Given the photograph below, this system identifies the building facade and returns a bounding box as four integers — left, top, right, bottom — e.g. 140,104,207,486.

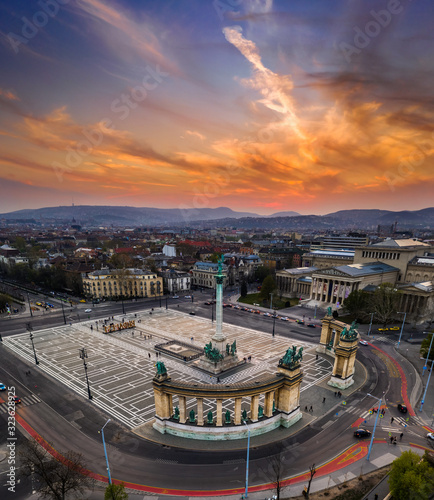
83,268,163,299
159,269,191,294
191,261,227,289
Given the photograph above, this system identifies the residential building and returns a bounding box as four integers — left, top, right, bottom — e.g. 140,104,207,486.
191,261,227,289
83,268,163,299
159,269,191,294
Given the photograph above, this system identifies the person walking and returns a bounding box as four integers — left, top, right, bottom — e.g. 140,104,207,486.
400,432,403,440
323,397,326,403
390,416,394,424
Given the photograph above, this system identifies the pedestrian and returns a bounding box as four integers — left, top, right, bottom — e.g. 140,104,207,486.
323,397,326,403
316,354,318,360
390,435,393,444
400,432,403,440
148,353,151,359
305,406,308,411
393,437,397,445
390,417,394,424
217,377,220,383
310,406,313,412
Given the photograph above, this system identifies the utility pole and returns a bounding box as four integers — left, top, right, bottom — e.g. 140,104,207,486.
79,348,92,400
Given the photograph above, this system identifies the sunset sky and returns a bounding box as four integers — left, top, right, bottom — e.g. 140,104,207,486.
0,0,433,215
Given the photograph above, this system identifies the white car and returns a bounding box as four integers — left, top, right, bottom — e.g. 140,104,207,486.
427,432,434,441
359,340,369,346
173,295,179,299
85,308,92,313
185,295,192,299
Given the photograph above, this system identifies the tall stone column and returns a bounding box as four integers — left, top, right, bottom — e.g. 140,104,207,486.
212,257,226,353
216,399,223,426
264,391,274,417
179,396,187,423
251,395,259,422
197,398,204,426
234,397,242,425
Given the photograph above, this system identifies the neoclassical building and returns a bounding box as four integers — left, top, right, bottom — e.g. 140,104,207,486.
191,261,228,289
276,267,318,299
83,268,163,299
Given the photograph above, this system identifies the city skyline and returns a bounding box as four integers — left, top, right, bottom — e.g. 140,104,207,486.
0,0,433,215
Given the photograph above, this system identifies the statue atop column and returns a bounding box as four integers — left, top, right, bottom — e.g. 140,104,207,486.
278,346,303,369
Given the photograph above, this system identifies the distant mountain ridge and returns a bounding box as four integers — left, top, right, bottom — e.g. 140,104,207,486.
0,205,433,229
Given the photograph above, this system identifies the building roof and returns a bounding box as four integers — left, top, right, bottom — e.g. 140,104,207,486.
408,256,434,266
370,238,430,248
279,266,318,275
399,281,433,293
306,250,355,257
334,261,399,277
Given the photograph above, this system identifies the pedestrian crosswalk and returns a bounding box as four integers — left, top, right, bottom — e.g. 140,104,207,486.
0,394,41,414
374,336,397,346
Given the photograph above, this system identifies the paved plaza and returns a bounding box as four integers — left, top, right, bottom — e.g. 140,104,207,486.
3,309,332,429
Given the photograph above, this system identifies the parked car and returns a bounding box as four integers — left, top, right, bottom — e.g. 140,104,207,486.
296,319,305,325
359,340,369,346
389,326,400,331
397,403,407,413
0,383,6,391
263,312,271,317
185,295,192,299
307,323,316,328
173,295,179,299
189,311,196,315
354,428,371,438
378,327,389,332
280,316,289,321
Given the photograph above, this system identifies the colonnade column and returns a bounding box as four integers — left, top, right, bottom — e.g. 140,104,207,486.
251,395,259,422
216,399,223,426
234,397,242,425
264,391,274,417
197,398,204,426
179,396,186,423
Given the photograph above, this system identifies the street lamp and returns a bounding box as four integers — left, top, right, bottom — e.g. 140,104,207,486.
27,324,39,365
269,293,273,311
272,312,276,337
27,292,33,318
366,393,383,461
367,312,374,336
99,419,112,484
397,312,407,349
420,356,433,412
422,332,434,377
61,302,66,325
78,347,92,400
243,421,250,499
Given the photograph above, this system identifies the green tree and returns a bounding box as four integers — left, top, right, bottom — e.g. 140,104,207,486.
209,252,220,263
105,482,129,500
343,290,370,320
259,275,276,303
370,283,401,327
240,281,248,298
420,332,434,362
254,266,272,283
388,450,434,500
13,236,27,253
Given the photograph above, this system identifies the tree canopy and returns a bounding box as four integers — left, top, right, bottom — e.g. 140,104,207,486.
388,450,434,500
259,275,276,302
420,332,434,362
105,482,129,500
371,283,401,326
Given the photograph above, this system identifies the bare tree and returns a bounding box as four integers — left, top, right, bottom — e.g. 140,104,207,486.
304,463,316,498
260,445,288,500
19,438,95,500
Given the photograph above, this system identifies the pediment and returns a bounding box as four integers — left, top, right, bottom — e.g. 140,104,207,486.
314,268,350,278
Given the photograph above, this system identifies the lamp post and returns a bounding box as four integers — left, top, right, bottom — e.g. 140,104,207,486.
61,301,66,325
27,292,33,318
243,421,250,499
79,348,92,400
269,293,273,311
100,418,112,484
397,312,406,349
420,357,433,412
366,393,382,461
367,312,374,336
272,312,276,337
422,332,434,377
27,324,39,365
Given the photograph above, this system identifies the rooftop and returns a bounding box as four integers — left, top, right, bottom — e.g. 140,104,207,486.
370,238,430,248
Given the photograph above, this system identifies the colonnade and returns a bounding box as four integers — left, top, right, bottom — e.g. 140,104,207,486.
310,277,358,305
